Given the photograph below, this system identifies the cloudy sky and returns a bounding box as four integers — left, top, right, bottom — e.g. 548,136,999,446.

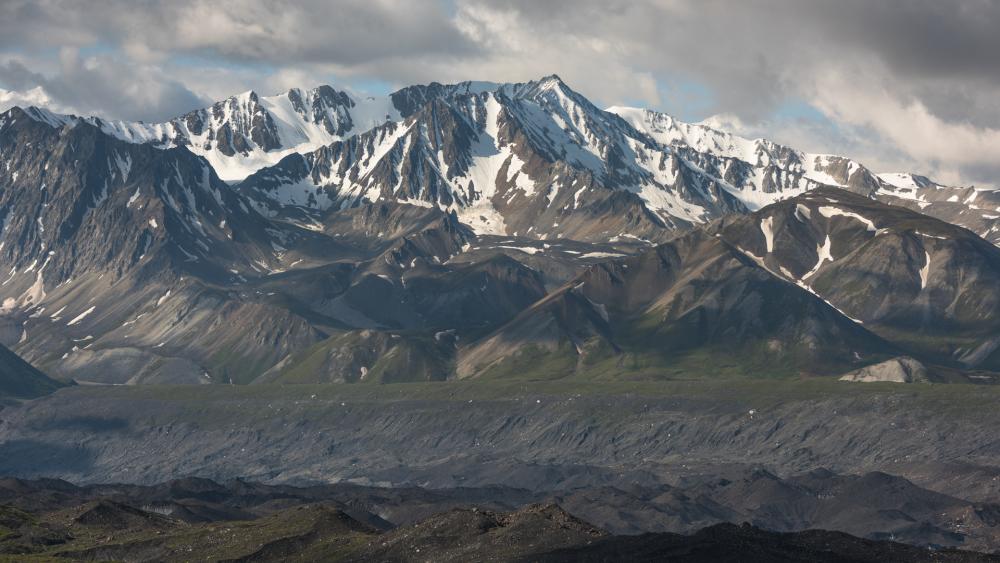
1,0,998,186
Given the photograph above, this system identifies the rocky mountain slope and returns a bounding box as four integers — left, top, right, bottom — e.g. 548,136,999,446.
710,188,1000,369
0,106,320,384
229,77,1000,246
0,342,61,400
457,226,896,380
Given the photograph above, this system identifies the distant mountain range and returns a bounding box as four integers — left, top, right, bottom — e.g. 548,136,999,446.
1,75,999,386
16,76,1000,243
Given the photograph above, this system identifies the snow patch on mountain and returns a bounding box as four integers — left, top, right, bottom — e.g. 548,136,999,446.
804,235,833,280
19,86,404,183
67,306,96,326
817,206,876,232
919,250,931,290
450,94,513,235
761,216,775,253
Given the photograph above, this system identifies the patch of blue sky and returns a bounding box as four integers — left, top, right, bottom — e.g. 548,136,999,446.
773,99,828,123
652,76,716,122
345,77,396,96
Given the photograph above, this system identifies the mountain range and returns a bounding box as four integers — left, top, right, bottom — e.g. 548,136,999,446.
1,75,999,387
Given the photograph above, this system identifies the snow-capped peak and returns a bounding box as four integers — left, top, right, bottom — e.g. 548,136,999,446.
877,172,938,191
10,84,403,183
609,106,765,164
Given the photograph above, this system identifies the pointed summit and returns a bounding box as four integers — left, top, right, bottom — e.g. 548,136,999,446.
535,73,566,87
513,73,574,98
4,105,78,129
231,89,260,103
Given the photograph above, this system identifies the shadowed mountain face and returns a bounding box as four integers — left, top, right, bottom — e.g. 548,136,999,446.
0,342,61,400
0,107,278,282
711,188,1000,369
0,108,323,384
458,227,896,380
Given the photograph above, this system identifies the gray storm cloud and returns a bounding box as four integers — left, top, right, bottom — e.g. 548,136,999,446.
0,0,997,184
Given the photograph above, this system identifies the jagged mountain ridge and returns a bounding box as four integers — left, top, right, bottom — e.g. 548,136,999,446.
12,75,998,246
49,80,503,184
24,85,402,182
234,76,1000,245
238,76,759,242
612,106,1000,244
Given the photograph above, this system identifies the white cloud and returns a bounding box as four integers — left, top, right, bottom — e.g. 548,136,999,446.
0,50,209,122
0,85,75,114
807,67,1000,184
1,0,998,186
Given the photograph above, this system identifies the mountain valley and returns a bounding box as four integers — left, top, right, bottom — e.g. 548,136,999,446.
2,73,1000,559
